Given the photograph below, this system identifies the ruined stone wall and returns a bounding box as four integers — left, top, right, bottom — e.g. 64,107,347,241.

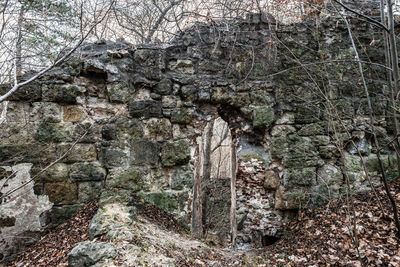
0,11,397,258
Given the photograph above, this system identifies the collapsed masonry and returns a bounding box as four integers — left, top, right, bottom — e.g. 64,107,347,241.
0,9,397,261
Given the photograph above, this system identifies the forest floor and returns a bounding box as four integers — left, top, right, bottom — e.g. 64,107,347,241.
5,179,400,267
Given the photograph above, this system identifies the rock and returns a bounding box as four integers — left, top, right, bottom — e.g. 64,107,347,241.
298,123,325,136
0,82,42,101
44,182,78,205
275,187,310,210
253,106,275,129
58,144,97,163
283,167,316,188
106,168,144,192
138,191,187,213
319,145,338,159
128,100,162,118
63,106,86,122
171,165,193,190
130,139,160,166
143,118,173,141
78,182,104,203
38,163,69,183
45,204,84,225
170,59,194,74
271,125,296,136
30,102,62,123
275,113,295,124
154,78,173,95
161,139,190,167
43,84,78,104
100,146,129,168
68,241,117,267
35,122,74,142
101,124,117,140
231,93,251,108
69,162,107,182
264,170,280,190
170,108,193,124
317,164,343,186
107,82,131,103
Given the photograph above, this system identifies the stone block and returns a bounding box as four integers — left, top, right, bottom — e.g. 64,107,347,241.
284,167,316,187
68,241,117,267
0,82,41,101
106,168,144,192
154,78,172,95
298,123,325,136
44,182,78,205
170,108,193,124
39,163,69,183
128,100,162,118
69,162,106,182
100,147,128,168
231,92,251,108
101,124,117,140
43,84,78,104
170,59,194,74
161,139,190,167
30,102,62,123
63,105,86,122
138,191,188,213
130,140,160,166
46,204,84,225
35,122,74,142
78,181,104,203
253,106,275,129
107,82,131,103
263,170,280,190
275,187,310,210
143,118,172,141
171,165,193,190
58,144,97,163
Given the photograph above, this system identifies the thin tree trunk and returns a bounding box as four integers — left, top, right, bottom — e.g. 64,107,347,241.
230,139,237,248
15,2,24,78
192,145,203,239
201,121,214,237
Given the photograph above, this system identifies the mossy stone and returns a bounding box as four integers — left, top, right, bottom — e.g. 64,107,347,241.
253,106,275,129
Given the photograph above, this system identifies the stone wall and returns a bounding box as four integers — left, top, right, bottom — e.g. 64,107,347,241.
0,9,397,259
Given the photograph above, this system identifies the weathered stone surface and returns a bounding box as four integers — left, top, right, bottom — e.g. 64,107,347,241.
43,84,78,103
143,118,173,141
69,162,106,182
107,82,131,103
131,140,160,166
63,105,86,122
155,78,173,95
253,106,275,128
170,108,193,124
68,241,117,267
298,123,325,136
30,102,62,123
59,144,97,163
78,182,104,203
161,139,190,167
284,167,316,188
100,147,129,168
106,168,144,192
264,170,280,190
170,59,194,74
101,124,117,140
275,187,310,210
44,182,78,205
0,82,41,101
128,100,162,118
0,164,52,260
138,191,188,213
39,163,69,183
35,122,74,142
171,165,193,190
271,125,296,136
